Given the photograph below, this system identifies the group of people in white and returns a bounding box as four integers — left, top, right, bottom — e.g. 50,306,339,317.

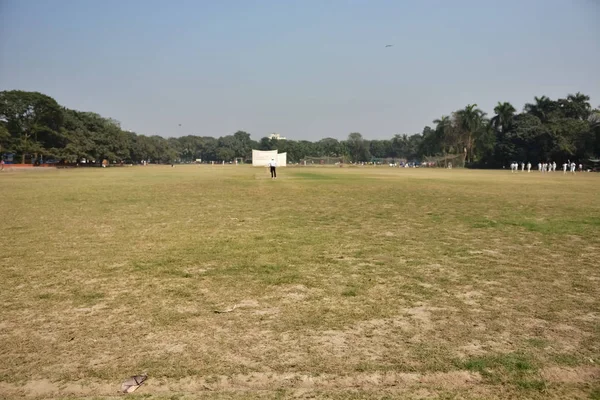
511,162,533,172
510,161,583,174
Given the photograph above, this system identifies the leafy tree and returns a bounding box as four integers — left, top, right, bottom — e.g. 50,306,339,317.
258,137,273,151
0,122,13,154
317,137,342,157
563,92,592,120
232,131,253,159
524,96,557,123
453,104,487,164
491,102,516,133
495,113,544,166
346,132,370,162
369,140,388,159
0,90,64,163
433,115,457,166
1,90,598,168
216,147,235,161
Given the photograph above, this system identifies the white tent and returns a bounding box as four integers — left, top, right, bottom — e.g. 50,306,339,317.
252,149,286,167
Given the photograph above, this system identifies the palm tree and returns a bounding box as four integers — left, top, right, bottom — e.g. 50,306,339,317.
491,102,516,133
433,115,453,167
524,96,554,122
453,104,487,164
566,92,592,120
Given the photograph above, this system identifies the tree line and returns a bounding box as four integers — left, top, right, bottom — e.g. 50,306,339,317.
1,90,598,167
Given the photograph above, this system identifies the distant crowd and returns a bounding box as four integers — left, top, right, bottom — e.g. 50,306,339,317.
509,161,583,174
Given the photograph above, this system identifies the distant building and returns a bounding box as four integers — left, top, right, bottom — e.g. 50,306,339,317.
269,133,286,140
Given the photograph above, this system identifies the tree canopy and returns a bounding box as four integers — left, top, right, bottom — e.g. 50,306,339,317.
1,90,598,166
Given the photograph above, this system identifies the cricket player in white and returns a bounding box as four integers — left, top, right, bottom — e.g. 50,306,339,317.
527,162,531,172
570,162,576,174
268,158,277,179
521,162,525,172
563,163,568,174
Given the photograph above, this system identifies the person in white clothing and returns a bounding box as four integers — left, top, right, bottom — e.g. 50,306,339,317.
510,162,516,172
521,162,525,172
268,158,277,179
570,162,576,174
552,162,557,172
563,163,568,173
527,162,531,172
538,162,542,172
578,163,583,172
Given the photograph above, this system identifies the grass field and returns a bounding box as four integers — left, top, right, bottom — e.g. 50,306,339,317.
1,165,599,399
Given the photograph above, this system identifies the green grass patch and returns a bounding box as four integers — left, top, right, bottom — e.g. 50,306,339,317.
459,352,539,386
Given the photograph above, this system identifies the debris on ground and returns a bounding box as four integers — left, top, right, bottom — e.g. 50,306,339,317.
214,304,238,313
120,374,147,393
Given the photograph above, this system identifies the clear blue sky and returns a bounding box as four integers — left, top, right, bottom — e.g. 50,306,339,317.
1,0,599,141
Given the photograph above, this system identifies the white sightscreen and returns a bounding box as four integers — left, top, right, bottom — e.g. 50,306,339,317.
277,152,287,167
252,150,278,166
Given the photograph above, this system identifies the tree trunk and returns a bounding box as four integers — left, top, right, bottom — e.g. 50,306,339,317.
467,133,472,164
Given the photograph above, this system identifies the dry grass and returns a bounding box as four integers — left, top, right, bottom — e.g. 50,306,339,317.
0,165,599,399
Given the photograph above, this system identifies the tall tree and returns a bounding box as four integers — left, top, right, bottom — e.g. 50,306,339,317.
232,131,253,159
346,132,370,162
316,138,342,157
562,92,592,120
491,102,516,133
453,104,487,164
0,123,11,154
433,115,456,166
524,96,556,122
0,91,64,163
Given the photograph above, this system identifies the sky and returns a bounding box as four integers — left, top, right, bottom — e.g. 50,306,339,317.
1,0,599,141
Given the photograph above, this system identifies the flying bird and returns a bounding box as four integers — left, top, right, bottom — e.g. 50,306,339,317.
385,44,393,48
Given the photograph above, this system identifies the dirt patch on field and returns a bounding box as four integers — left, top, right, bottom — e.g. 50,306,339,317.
0,371,485,398
541,366,600,383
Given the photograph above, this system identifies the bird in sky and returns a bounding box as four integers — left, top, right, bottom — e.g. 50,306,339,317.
385,44,393,47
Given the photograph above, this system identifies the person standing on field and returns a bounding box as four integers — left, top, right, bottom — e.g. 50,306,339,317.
521,162,525,172
527,162,531,172
563,162,568,174
268,158,277,179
